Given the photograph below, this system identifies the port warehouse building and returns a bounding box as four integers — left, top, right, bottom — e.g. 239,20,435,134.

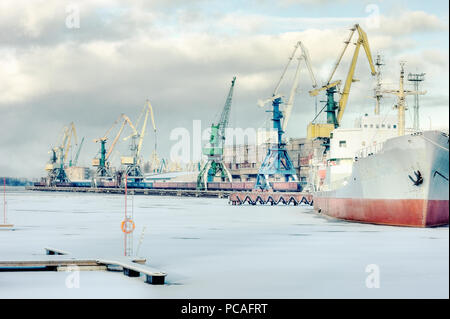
223,137,323,186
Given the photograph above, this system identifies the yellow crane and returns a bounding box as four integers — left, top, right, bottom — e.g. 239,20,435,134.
46,126,67,172
121,100,157,181
307,24,376,139
144,101,160,173
45,122,78,184
148,102,160,174
63,122,78,164
93,114,138,178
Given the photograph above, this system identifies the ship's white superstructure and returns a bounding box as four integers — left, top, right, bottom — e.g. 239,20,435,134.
322,114,417,190
314,130,449,227
312,61,449,227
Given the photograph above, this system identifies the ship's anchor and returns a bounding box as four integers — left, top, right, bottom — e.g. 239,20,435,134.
408,170,423,186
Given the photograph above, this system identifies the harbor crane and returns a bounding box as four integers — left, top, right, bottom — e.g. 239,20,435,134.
307,24,376,143
63,122,78,165
45,122,78,185
69,136,84,167
93,114,138,180
197,77,236,190
121,100,156,184
141,101,159,174
255,41,317,190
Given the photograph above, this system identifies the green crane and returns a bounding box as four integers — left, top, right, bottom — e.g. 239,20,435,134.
197,76,236,190
69,137,85,167
45,123,77,185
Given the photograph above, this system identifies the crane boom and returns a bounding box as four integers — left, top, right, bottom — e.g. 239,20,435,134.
56,126,68,151
101,118,121,141
59,127,69,156
300,41,318,89
218,77,236,140
120,100,158,184
309,80,341,97
258,41,317,132
282,41,317,131
92,113,137,179
63,122,77,163
122,101,155,147
147,100,156,133
273,43,300,96
327,27,355,84
106,114,138,160
307,24,376,140
197,77,236,190
282,57,302,132
136,100,154,159
147,100,158,167
337,24,376,123
106,120,127,160
72,137,84,166
122,114,138,137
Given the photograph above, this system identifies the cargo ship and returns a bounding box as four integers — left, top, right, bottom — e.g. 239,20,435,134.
312,63,449,227
314,130,449,227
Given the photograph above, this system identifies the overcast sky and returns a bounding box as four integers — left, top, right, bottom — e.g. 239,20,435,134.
0,0,448,178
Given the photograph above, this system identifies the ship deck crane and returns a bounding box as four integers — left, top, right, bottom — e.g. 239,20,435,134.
197,77,236,190
93,114,138,179
255,41,317,190
307,24,376,141
121,100,156,183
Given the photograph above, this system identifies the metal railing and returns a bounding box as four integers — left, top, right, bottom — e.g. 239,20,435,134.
356,141,385,159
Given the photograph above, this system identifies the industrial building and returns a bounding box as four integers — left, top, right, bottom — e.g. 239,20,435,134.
224,137,323,187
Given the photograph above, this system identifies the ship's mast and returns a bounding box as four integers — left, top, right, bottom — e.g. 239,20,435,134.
407,72,425,131
374,53,384,115
382,62,426,136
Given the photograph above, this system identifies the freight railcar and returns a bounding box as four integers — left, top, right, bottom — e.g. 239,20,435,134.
33,180,301,192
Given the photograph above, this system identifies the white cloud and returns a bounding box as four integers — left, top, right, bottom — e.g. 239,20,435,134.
373,10,448,35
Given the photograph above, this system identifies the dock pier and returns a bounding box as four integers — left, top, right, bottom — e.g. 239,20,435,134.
229,192,314,206
26,186,231,199
0,248,167,285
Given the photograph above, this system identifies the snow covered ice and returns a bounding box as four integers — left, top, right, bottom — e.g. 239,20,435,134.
0,187,448,298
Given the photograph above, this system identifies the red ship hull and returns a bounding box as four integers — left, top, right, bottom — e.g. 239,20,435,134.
314,197,449,227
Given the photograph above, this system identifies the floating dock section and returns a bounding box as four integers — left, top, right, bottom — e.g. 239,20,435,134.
229,192,313,206
0,248,167,285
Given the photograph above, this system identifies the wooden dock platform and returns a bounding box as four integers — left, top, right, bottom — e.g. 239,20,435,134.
0,248,167,285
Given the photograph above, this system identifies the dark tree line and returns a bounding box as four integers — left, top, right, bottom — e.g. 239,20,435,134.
0,177,33,186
